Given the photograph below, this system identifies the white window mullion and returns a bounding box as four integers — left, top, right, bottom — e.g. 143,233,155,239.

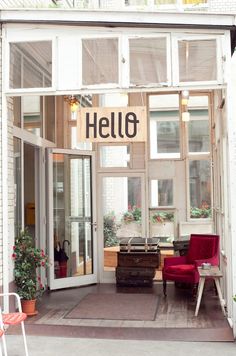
120,35,129,88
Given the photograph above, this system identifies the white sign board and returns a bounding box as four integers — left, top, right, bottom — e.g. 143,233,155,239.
77,106,146,142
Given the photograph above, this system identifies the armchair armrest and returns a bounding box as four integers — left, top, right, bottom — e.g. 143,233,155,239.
164,255,187,267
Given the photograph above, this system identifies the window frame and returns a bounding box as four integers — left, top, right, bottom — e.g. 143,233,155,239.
149,178,175,209
6,38,56,94
148,92,183,160
80,34,122,90
186,156,213,221
97,142,131,172
127,33,171,88
186,93,211,155
172,34,223,86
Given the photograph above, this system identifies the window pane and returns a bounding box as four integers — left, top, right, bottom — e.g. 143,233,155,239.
130,37,167,85
189,116,209,153
14,137,22,236
103,177,142,241
45,96,56,142
10,41,52,89
23,96,42,137
82,38,118,85
12,97,21,127
100,145,130,168
150,94,180,159
178,40,217,82
156,120,180,154
71,126,92,150
151,179,173,207
7,96,21,127
189,160,212,218
188,95,210,153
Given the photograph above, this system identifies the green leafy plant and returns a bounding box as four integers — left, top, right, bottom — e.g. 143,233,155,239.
12,230,49,300
103,212,119,247
233,295,236,302
190,205,212,219
123,205,142,224
151,211,174,224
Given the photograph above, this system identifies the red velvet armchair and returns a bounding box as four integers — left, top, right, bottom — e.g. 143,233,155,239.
162,234,220,296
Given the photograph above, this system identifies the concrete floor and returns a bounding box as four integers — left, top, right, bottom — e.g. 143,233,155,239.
5,335,236,356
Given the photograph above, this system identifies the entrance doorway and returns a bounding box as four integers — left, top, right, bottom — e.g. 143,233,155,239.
47,149,97,290
99,173,145,283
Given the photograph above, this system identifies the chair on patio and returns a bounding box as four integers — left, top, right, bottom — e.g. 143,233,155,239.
162,234,220,296
0,293,28,356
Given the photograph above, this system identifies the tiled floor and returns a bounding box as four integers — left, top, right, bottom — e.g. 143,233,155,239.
7,281,234,341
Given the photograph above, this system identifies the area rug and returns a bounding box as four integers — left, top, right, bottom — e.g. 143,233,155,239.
65,293,159,321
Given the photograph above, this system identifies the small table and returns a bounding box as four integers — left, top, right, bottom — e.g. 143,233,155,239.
195,266,226,317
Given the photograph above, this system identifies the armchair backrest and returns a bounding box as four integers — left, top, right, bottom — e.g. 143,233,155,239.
186,234,219,264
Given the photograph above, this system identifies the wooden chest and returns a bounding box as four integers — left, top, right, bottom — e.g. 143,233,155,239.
116,252,159,287
117,252,160,268
119,237,159,253
116,267,155,287
173,240,190,256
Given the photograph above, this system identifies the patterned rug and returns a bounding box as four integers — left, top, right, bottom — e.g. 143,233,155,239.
64,293,159,321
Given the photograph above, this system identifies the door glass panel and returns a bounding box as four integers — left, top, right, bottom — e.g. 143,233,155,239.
103,176,142,272
24,143,36,240
14,137,22,236
53,153,93,279
189,160,212,219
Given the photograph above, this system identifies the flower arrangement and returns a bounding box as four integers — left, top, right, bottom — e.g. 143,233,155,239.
12,229,49,300
123,205,141,224
151,211,174,224
190,202,211,219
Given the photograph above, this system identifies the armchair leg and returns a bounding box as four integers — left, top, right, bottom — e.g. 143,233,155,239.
163,280,167,297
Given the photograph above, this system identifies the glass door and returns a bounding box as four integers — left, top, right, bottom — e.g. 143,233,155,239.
48,148,97,290
99,173,145,283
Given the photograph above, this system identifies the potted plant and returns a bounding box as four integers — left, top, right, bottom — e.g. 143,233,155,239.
12,229,49,316
122,205,141,224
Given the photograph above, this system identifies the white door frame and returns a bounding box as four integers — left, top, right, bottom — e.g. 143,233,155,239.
47,148,97,290
97,172,146,284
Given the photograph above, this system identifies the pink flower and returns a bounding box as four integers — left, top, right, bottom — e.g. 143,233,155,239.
12,253,16,259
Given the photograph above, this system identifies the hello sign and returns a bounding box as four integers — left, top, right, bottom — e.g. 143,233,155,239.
77,106,146,142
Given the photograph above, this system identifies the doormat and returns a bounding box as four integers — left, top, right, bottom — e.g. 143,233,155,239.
64,293,159,321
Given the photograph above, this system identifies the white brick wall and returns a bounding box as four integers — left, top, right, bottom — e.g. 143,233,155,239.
209,0,236,12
